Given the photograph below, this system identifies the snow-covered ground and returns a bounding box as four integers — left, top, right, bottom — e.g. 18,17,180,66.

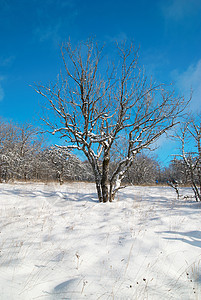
0,182,201,300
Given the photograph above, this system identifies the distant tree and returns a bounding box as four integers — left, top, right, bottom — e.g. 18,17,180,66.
167,158,189,185
37,146,93,183
35,39,188,202
41,146,69,184
0,120,11,181
0,121,44,181
0,121,19,181
124,154,160,185
15,123,44,181
176,115,201,201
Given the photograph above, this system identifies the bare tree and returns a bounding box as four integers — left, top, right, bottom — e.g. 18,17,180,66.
176,115,201,201
123,153,160,185
41,146,92,183
0,118,94,183
0,121,44,182
0,121,20,181
167,158,189,185
0,119,10,181
15,123,44,181
35,39,187,202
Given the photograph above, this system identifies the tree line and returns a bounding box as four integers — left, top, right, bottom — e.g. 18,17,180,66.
0,118,165,184
1,117,201,203
0,120,93,183
0,117,195,185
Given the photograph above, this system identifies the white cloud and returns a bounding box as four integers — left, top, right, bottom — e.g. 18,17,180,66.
32,0,79,45
0,0,10,11
0,76,5,101
172,60,201,111
0,85,4,102
161,0,200,21
105,32,128,44
0,55,15,67
33,23,61,44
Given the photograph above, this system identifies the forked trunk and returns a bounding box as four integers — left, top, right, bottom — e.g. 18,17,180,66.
109,175,122,202
109,183,115,202
95,180,103,202
0,165,2,183
101,181,109,202
90,159,103,202
101,152,110,202
192,182,201,201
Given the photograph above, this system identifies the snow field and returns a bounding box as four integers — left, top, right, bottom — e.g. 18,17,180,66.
0,182,201,299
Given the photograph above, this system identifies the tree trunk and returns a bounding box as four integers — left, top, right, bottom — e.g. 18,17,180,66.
95,180,103,202
101,152,110,202
192,182,201,201
109,177,121,202
109,182,115,202
189,165,201,201
109,158,133,202
0,165,2,183
90,159,103,202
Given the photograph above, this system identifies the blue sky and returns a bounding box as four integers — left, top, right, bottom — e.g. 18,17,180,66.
0,0,201,165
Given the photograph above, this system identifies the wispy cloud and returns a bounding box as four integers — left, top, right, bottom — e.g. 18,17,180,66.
160,0,200,21
0,0,10,11
105,32,128,44
32,0,79,45
0,55,15,67
0,86,4,102
172,60,201,111
33,23,62,44
0,76,5,102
